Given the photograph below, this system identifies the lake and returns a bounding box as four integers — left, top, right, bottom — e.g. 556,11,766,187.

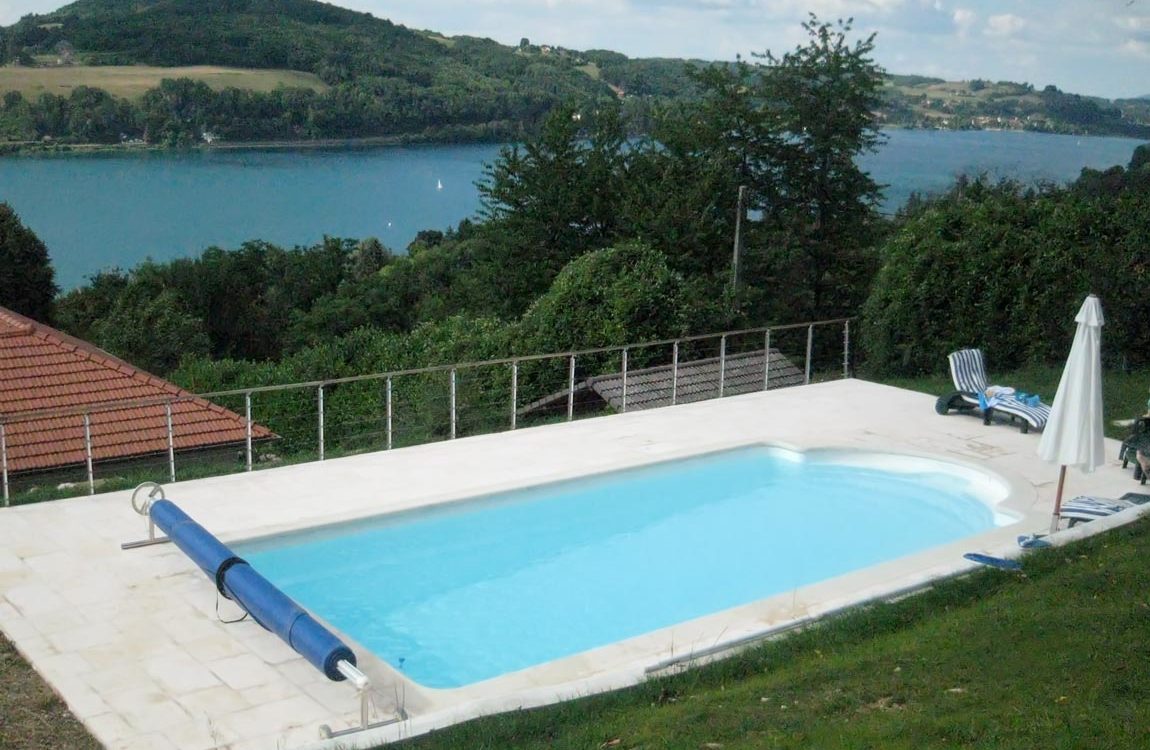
0,129,1142,289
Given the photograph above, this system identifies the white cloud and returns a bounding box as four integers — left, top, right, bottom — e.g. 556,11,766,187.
952,8,976,37
1120,38,1150,57
984,13,1026,38
1114,13,1150,35
747,0,907,15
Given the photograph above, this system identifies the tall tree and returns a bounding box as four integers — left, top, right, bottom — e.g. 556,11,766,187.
478,103,629,308
625,17,885,322
630,58,781,279
757,15,886,319
0,202,57,322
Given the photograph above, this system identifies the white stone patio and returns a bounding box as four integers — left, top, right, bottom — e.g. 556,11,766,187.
0,380,1144,749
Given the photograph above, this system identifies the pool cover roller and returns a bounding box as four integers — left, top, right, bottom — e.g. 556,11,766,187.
150,499,355,681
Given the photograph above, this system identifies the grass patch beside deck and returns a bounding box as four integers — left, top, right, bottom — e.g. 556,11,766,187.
0,633,100,750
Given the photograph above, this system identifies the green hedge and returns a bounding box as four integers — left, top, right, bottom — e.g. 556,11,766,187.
861,175,1150,377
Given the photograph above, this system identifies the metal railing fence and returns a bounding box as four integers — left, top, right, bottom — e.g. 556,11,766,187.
1,318,853,505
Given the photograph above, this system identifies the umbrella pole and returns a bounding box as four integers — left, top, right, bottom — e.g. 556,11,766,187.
1050,465,1067,534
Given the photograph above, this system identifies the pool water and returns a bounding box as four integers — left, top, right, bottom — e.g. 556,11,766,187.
237,446,1009,688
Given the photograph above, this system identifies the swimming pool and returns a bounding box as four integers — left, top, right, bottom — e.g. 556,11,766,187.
236,445,1013,689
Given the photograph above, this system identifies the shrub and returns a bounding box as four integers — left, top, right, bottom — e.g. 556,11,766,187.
861,177,1150,376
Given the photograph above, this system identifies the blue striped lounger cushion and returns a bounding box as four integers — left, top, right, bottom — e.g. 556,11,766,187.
1060,496,1136,524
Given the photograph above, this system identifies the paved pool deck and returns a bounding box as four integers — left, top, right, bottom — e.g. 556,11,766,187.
1,379,1145,749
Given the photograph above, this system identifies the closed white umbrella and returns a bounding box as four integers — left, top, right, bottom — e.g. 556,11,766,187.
1037,294,1105,533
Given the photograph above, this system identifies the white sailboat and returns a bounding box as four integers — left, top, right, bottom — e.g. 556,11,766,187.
436,178,443,190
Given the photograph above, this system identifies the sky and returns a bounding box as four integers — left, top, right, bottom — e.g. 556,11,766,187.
1,1,1147,99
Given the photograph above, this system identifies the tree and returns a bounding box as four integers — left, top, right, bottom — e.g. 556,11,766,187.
0,202,57,322
628,57,778,279
756,15,886,319
54,269,129,341
344,237,394,281
860,175,1150,376
478,103,630,307
512,241,691,405
92,287,210,375
623,17,884,322
516,241,689,356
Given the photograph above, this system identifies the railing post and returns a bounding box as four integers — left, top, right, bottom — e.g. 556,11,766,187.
567,355,576,421
83,412,95,495
450,369,457,439
244,392,253,472
621,348,629,413
1,422,9,507
719,334,727,398
165,401,176,483
671,341,679,406
317,385,325,461
805,324,814,385
385,377,393,450
843,319,851,379
510,361,518,430
763,330,772,391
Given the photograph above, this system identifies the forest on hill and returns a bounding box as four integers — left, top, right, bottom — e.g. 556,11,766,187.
1,0,1148,149
0,0,621,145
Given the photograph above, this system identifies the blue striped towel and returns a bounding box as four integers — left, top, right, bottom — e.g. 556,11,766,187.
1060,496,1135,523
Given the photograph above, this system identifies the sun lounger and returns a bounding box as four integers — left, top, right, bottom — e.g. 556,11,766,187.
1119,416,1150,482
935,348,1051,433
1060,496,1139,527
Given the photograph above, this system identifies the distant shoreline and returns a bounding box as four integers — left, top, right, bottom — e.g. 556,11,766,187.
1,126,1144,159
0,132,505,158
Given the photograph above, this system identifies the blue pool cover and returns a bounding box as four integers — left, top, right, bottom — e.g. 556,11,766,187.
150,499,355,681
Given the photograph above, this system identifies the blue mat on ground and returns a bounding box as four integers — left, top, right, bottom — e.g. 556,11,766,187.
963,552,1023,571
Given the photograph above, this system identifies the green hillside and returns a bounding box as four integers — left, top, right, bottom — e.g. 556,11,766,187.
0,0,691,98
0,0,625,146
881,76,1150,137
1,0,1147,147
6,0,470,81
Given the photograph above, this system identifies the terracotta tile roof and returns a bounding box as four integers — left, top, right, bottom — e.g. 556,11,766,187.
0,306,273,473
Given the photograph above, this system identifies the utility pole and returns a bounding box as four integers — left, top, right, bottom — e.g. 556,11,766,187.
731,185,747,291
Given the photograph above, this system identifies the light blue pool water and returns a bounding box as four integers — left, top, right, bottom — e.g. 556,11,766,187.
236,446,1008,689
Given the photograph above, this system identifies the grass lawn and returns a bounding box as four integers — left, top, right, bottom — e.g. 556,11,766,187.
0,633,100,750
0,65,328,100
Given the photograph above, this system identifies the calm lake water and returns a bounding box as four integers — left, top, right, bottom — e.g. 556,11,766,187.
0,129,1142,289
